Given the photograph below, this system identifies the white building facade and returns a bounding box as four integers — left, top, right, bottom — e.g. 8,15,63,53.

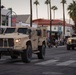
1,8,12,27
47,24,73,38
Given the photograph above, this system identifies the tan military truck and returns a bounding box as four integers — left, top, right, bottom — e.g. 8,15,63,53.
66,34,76,50
0,26,47,63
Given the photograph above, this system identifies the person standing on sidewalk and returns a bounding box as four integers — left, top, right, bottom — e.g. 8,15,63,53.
55,39,58,48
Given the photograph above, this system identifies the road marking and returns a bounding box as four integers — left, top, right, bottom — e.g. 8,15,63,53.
42,72,63,75
56,60,76,66
36,59,58,65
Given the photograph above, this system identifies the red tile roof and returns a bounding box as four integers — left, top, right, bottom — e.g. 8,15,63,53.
32,18,72,27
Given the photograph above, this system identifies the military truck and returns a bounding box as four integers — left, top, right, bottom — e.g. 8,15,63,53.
0,26,47,63
66,34,76,50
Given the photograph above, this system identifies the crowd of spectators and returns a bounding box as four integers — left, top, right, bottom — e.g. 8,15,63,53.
47,37,66,48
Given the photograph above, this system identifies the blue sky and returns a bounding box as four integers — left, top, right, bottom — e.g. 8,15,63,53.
1,0,73,20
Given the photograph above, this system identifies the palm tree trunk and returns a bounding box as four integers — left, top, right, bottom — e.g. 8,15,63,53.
49,0,52,45
63,2,65,37
36,5,38,19
0,0,1,26
47,4,49,19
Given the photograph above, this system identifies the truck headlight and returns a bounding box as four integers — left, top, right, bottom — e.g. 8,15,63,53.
68,39,72,43
15,39,21,43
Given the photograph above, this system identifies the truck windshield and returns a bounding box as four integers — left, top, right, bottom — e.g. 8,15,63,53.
0,28,4,34
17,28,28,34
72,35,76,37
4,28,16,33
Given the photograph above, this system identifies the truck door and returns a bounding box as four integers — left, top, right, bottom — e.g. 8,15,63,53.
31,30,38,50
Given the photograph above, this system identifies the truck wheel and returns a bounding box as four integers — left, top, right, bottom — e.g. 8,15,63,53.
11,55,18,59
37,44,46,59
21,45,32,63
67,45,70,50
0,53,1,59
72,46,74,50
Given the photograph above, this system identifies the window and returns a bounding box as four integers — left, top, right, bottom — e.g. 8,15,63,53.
43,29,46,37
5,28,15,33
54,27,56,30
58,26,62,31
36,30,41,36
2,15,8,26
17,28,28,34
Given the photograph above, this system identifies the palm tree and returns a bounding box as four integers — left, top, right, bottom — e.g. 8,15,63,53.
0,0,1,26
67,0,76,33
34,0,39,19
51,6,58,19
61,0,66,37
45,0,50,19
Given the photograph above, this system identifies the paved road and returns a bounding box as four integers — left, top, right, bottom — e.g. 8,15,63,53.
0,46,76,75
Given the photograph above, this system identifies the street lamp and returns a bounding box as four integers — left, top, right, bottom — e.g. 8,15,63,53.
8,8,12,26
49,0,52,45
6,9,17,27
30,0,32,27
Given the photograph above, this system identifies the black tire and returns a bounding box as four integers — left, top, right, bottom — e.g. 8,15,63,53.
67,45,70,50
0,53,1,59
21,45,32,63
11,55,18,59
37,44,46,59
72,46,74,50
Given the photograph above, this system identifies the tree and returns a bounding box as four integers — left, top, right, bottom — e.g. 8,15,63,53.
34,0,39,19
67,0,76,33
0,0,1,26
51,6,58,19
45,0,50,19
61,0,66,37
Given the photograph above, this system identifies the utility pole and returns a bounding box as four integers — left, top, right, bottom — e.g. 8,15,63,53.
30,0,32,27
49,0,52,44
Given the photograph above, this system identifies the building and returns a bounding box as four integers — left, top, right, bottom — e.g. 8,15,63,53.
32,18,73,39
16,15,30,27
1,8,12,27
1,8,31,27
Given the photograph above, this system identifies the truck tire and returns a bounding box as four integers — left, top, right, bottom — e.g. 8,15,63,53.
37,44,46,59
0,53,1,59
67,45,70,50
72,46,74,50
21,45,32,63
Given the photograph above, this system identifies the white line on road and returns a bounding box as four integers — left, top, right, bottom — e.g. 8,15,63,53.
56,60,76,66
36,59,58,65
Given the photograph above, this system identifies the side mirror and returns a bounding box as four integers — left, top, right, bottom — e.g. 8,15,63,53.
28,29,31,34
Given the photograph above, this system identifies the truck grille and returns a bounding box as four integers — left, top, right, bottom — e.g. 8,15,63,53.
0,38,14,47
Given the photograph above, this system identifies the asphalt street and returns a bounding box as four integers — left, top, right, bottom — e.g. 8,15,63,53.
0,46,76,75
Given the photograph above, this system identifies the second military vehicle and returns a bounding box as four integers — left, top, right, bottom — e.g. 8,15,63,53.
66,34,76,50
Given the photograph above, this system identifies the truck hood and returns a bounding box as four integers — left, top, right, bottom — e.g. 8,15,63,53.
0,33,29,38
68,37,76,40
